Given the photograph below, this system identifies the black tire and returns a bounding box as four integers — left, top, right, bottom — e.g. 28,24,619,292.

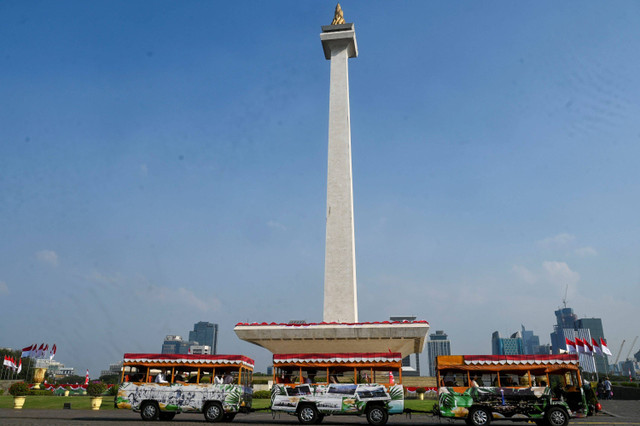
366,405,388,426
159,411,176,421
468,407,491,426
203,402,224,422
297,404,319,425
140,401,160,421
545,407,569,426
222,413,236,422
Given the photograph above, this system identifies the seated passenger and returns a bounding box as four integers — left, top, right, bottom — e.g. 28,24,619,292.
155,371,169,384
214,375,223,384
224,373,234,384
471,376,480,387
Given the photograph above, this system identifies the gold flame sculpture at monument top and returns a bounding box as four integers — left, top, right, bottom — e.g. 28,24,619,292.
331,3,346,25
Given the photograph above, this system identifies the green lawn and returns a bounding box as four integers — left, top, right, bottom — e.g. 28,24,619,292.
0,395,116,410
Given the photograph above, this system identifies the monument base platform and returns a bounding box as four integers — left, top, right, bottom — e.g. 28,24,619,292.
234,321,429,358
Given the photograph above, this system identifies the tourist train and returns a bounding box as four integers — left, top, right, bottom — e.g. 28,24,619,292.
115,349,593,425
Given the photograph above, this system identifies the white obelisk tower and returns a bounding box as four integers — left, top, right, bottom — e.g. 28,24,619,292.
235,8,430,354
320,7,359,323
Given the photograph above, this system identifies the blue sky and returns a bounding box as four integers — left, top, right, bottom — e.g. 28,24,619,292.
1,1,639,376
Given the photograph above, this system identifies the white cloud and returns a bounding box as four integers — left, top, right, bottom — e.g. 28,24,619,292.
512,265,537,284
36,250,59,267
267,220,286,231
0,281,8,295
542,261,580,301
537,233,575,249
542,261,580,285
575,246,597,257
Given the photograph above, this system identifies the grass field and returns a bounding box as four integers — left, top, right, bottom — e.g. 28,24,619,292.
0,395,116,410
1,395,435,413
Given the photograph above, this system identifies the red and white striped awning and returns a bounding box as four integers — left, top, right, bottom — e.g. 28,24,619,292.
123,353,254,369
273,352,403,364
463,354,579,366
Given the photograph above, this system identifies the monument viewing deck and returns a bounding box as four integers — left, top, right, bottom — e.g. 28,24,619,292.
234,321,429,358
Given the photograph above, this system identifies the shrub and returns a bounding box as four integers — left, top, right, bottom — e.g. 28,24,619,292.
108,385,119,396
9,382,29,396
252,390,271,399
200,376,211,383
0,389,4,395
86,381,107,396
252,379,270,385
416,387,426,394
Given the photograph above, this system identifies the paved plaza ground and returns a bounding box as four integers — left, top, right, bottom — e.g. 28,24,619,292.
0,400,639,425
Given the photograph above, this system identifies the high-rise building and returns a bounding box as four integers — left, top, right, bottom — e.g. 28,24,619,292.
575,317,607,374
188,321,219,354
521,325,549,355
427,330,451,376
189,345,211,355
549,307,599,374
161,335,191,354
390,316,421,376
492,331,524,355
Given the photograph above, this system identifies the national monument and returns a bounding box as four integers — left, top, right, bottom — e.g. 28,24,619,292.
235,4,429,357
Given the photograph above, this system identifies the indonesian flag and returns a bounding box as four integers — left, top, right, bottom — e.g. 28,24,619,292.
49,344,57,360
42,344,49,357
36,343,45,358
3,355,11,368
600,338,613,356
575,337,585,353
84,369,90,385
17,360,22,374
591,338,603,355
565,337,577,353
584,339,593,355
389,371,395,385
21,344,34,358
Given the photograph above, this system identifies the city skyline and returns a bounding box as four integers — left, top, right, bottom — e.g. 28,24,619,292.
1,2,639,375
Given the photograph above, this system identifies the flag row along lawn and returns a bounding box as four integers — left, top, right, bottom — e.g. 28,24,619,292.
0,395,435,412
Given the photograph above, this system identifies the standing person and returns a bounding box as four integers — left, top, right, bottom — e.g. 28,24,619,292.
603,376,612,400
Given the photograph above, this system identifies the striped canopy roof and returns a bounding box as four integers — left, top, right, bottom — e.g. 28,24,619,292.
463,354,579,366
123,353,254,369
273,352,403,364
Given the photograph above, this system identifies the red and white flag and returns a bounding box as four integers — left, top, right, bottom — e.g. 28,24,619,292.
565,337,577,353
600,338,613,356
389,371,395,385
49,344,57,360
17,360,22,374
3,355,11,368
84,369,90,385
36,343,45,358
584,339,593,355
21,344,34,358
591,338,603,355
575,338,585,353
